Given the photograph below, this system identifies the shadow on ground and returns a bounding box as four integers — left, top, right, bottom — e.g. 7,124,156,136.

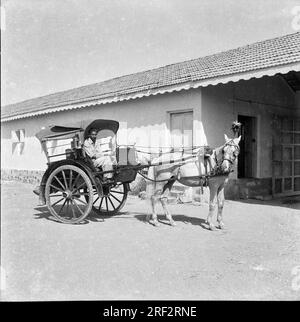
33,206,131,225
33,206,211,229
133,213,210,230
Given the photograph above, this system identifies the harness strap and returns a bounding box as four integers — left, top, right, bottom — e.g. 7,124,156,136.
136,140,239,189
148,154,198,167
137,171,172,183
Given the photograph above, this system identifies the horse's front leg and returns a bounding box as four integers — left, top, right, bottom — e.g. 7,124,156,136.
207,183,218,231
148,195,160,227
216,185,225,229
160,197,176,226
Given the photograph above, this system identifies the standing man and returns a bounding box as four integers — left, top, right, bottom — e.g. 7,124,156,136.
231,120,242,138
83,128,116,180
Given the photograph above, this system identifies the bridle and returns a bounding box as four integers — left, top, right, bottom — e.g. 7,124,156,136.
221,140,240,165
210,140,240,176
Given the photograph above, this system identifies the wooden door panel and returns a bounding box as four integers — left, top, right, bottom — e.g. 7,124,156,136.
272,116,300,196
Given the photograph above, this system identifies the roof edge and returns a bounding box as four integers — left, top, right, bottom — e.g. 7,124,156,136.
2,61,300,123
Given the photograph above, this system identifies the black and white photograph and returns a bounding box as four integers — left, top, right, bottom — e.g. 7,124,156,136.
1,0,300,305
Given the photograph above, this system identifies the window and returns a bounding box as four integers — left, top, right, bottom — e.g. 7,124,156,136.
11,129,25,155
170,111,193,149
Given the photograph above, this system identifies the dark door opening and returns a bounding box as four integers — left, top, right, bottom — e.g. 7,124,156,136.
238,115,257,178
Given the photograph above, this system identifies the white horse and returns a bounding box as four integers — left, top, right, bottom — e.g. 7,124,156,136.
145,134,241,230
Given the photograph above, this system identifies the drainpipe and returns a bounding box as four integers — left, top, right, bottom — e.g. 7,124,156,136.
295,91,300,117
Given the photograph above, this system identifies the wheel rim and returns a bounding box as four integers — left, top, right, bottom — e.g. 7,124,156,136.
92,183,128,215
45,166,93,224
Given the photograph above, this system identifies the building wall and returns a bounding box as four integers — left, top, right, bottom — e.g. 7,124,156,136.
1,88,203,171
1,74,297,200
201,75,297,180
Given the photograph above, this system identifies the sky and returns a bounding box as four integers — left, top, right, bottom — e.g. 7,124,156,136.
1,0,300,106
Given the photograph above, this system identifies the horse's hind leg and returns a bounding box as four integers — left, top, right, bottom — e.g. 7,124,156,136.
160,197,176,226
216,185,225,229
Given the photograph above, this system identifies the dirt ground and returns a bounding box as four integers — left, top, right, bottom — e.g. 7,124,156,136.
1,180,300,301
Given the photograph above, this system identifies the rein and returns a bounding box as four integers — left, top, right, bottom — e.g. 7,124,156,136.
136,140,240,183
137,154,199,183
135,145,204,155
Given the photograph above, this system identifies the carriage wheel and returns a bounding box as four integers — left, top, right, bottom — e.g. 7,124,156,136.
91,183,128,216
45,165,93,224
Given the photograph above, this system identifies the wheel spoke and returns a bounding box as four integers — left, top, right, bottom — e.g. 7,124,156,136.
72,199,85,216
62,170,68,190
99,197,104,210
51,197,65,207
105,197,108,212
66,200,70,218
58,199,68,216
93,196,99,205
107,196,116,210
54,175,66,190
69,170,73,190
110,193,121,203
70,201,77,218
71,173,80,190
49,193,63,198
50,184,64,193
110,190,124,195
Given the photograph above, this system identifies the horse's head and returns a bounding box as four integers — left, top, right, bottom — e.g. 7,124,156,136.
220,134,241,173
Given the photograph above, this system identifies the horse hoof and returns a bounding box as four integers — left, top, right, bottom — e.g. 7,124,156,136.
217,223,225,230
149,220,160,227
209,224,216,231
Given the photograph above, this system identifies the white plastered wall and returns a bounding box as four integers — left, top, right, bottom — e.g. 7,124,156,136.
1,88,204,171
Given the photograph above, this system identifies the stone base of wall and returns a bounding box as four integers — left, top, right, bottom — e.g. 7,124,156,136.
225,178,272,200
1,169,44,185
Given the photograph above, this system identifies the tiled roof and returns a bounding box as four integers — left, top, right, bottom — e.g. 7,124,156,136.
2,32,300,121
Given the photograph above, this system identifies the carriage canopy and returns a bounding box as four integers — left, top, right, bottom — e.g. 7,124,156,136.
35,125,84,142
35,119,120,162
36,119,119,142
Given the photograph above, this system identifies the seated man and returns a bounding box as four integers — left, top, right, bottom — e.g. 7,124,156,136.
83,128,117,180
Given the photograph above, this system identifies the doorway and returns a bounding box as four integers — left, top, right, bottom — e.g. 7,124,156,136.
237,115,257,178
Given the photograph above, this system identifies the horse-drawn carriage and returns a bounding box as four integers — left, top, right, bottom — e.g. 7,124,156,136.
36,119,145,224
35,118,241,229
